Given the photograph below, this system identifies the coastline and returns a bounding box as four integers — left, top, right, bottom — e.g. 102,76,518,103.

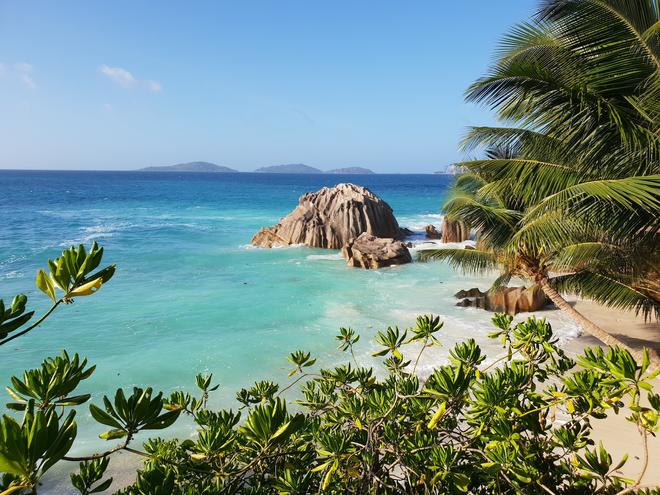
566,300,659,357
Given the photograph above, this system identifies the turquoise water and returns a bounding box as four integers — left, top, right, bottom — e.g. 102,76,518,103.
0,171,580,453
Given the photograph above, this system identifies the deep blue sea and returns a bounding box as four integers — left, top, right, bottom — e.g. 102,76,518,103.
0,170,579,454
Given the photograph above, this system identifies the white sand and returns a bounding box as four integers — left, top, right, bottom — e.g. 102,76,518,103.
566,301,659,487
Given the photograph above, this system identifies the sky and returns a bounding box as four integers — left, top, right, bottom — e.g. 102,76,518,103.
0,1,536,173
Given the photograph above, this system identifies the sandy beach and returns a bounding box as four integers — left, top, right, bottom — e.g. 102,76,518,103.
567,301,659,487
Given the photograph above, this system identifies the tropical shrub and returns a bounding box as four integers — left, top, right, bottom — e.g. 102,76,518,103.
0,242,114,348
1,285,658,493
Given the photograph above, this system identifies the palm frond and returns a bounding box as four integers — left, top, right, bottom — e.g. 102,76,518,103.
490,271,513,292
453,173,487,195
510,210,590,253
540,0,660,73
551,241,624,271
527,175,660,239
457,158,591,204
551,271,660,321
418,248,499,276
496,19,560,61
460,126,560,156
443,195,522,248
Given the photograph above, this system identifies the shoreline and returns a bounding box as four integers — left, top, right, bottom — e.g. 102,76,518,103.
41,300,659,493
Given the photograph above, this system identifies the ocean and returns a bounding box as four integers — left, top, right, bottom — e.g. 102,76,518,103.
0,170,580,454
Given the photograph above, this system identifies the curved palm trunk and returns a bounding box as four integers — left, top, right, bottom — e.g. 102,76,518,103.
537,276,654,366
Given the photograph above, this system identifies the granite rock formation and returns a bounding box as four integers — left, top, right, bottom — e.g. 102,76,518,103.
342,233,412,269
455,286,549,315
425,225,441,239
252,183,404,248
441,218,470,243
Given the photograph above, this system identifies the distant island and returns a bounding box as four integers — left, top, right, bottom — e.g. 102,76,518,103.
137,162,376,174
326,167,374,174
138,161,238,173
253,163,322,174
254,164,375,174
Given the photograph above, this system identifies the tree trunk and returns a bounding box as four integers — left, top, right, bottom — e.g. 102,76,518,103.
537,276,655,367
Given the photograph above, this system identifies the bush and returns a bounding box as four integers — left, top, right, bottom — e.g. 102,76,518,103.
1,246,658,495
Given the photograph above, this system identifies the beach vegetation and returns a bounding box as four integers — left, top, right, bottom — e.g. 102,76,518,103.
0,244,658,494
420,0,660,363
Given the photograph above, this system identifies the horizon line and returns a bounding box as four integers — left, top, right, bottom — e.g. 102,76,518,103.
0,167,452,175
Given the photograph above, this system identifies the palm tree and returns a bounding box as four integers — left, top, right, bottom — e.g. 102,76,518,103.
423,0,660,363
423,162,657,361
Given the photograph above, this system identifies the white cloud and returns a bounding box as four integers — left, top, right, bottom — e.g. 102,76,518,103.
144,80,162,92
99,64,136,88
99,64,162,92
0,62,36,88
16,62,35,89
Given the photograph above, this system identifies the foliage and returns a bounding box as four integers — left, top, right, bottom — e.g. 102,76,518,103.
6,351,95,411
1,312,658,494
2,1,660,493
0,242,114,347
70,458,113,495
419,0,660,363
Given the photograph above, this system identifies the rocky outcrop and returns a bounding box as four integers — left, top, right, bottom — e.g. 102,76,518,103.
441,218,469,243
455,286,549,315
425,225,441,239
342,233,412,269
454,288,487,299
252,183,404,248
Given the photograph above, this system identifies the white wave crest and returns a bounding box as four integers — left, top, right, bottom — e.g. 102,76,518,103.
398,213,444,231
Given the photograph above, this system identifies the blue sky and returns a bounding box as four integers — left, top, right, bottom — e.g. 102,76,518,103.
0,1,535,172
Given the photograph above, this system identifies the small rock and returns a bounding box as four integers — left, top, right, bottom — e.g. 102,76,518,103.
454,288,487,298
425,224,441,239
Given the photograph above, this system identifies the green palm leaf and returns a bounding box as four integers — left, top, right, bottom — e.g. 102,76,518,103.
528,175,660,239
419,248,499,275
443,195,521,248
551,271,660,320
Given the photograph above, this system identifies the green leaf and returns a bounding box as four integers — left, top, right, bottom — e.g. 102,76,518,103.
89,404,123,430
453,473,470,492
99,429,126,440
36,270,57,301
55,394,91,407
90,478,113,493
427,402,447,429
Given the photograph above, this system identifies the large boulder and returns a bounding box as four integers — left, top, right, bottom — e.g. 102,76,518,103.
441,217,469,243
455,286,549,315
252,183,404,248
342,233,412,269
